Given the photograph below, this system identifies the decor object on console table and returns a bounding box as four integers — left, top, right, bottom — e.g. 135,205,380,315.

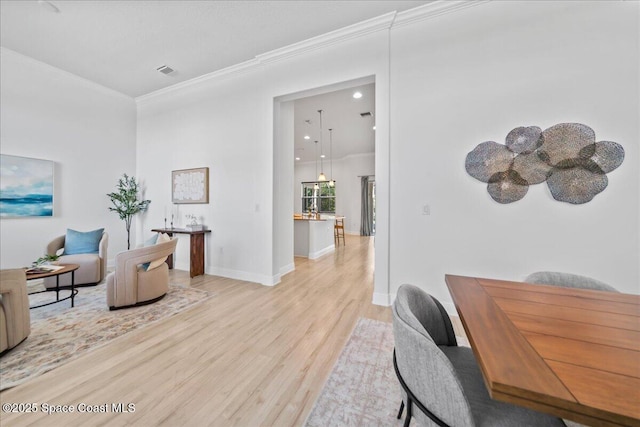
185,214,206,231
186,224,205,231
107,174,151,249
151,228,211,278
172,167,209,204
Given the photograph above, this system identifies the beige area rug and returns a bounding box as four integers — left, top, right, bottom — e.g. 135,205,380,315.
304,317,469,427
0,282,212,391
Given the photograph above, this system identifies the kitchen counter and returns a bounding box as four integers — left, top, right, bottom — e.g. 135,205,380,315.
294,217,334,259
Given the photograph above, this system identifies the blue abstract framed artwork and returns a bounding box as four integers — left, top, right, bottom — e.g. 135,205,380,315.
0,154,54,217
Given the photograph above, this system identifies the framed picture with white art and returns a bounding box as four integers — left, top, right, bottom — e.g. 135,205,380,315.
171,167,209,204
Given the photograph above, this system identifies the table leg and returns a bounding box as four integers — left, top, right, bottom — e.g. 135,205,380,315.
190,233,205,278
165,232,174,269
56,274,60,301
71,270,75,308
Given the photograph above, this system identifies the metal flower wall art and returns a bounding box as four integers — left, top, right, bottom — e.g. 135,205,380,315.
465,123,624,204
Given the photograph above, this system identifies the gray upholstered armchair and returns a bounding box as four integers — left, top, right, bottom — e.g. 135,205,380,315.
0,269,31,354
392,284,564,427
44,232,108,288
106,237,177,310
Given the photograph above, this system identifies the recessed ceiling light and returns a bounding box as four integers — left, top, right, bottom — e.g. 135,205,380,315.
304,135,310,140
295,157,301,161
320,154,326,158
373,126,376,130
353,91,363,99
38,0,60,13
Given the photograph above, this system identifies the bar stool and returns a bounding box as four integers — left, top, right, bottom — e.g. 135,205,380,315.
334,216,345,246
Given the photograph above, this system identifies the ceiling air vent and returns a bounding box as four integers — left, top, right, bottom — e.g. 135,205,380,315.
156,65,175,75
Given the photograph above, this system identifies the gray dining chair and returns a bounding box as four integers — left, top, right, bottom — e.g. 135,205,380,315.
392,284,565,427
524,271,618,292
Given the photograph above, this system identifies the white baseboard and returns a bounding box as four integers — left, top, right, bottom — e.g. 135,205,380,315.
172,260,282,287
372,292,391,306
263,274,281,287
201,265,278,287
309,245,335,260
279,262,295,277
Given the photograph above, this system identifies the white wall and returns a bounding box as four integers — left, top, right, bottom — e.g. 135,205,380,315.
274,100,295,277
136,1,638,302
7,1,632,308
137,68,273,284
0,48,137,269
136,23,391,286
389,1,640,306
294,153,375,234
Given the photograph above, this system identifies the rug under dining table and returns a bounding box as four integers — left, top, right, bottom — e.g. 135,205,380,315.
304,317,469,427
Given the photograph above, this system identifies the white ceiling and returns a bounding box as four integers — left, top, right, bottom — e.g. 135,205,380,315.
294,83,375,163
1,1,428,161
0,0,428,98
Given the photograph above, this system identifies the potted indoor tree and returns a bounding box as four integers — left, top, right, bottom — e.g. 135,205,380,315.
107,174,151,250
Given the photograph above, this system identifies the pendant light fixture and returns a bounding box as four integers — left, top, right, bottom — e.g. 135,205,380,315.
328,128,335,187
317,109,327,181
314,141,320,191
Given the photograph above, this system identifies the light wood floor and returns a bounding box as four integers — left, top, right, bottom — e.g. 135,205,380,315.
1,235,394,426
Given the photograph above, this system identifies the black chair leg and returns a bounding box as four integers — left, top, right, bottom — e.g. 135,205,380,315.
397,400,405,419
404,398,412,427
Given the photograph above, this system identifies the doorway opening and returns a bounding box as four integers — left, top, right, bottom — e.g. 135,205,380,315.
273,74,389,306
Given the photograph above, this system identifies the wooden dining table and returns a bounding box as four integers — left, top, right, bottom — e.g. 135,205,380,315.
445,274,640,427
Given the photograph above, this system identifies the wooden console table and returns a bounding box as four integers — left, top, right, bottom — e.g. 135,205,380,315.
151,228,211,278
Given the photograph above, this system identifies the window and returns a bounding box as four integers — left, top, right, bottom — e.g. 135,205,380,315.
301,181,335,214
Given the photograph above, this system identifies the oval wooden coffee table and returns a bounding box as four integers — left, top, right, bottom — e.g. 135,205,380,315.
26,263,80,309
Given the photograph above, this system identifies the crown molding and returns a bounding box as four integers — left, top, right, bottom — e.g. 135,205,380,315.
394,0,491,28
136,58,261,104
256,11,397,65
136,2,492,103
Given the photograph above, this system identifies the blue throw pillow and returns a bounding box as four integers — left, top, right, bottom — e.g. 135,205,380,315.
141,234,159,270
144,234,159,246
64,228,104,255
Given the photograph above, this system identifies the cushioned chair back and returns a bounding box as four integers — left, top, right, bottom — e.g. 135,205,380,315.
393,284,475,427
0,269,31,352
44,232,108,287
525,271,618,292
108,238,178,308
394,284,457,346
